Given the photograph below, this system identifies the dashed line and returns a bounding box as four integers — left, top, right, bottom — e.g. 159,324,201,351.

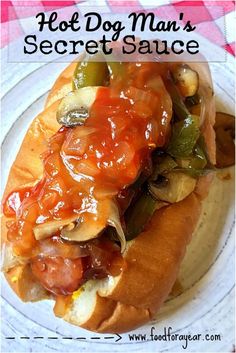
4,335,118,341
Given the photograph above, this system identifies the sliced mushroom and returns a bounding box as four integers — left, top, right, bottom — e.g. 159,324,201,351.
125,191,168,241
60,200,127,253
61,218,105,243
151,155,177,181
58,108,89,127
57,86,100,127
215,112,235,168
33,215,78,241
214,112,235,132
185,93,200,108
148,172,196,203
172,64,199,97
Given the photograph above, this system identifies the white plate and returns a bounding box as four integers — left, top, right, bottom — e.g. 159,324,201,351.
1,46,235,352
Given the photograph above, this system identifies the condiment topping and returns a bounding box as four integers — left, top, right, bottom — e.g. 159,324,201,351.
4,62,172,257
3,61,172,296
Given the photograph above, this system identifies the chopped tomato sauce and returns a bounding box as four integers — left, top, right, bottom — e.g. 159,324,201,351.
3,62,172,296
3,187,31,217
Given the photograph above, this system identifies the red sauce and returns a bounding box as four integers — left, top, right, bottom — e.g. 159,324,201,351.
3,187,31,217
3,62,172,295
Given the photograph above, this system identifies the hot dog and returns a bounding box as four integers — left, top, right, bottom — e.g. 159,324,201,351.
1,55,216,333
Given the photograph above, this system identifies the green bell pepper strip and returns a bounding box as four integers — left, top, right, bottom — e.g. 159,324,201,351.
167,115,200,158
102,51,126,82
197,134,214,167
172,167,212,178
188,144,207,170
106,61,125,82
72,53,109,90
125,191,157,241
172,135,215,177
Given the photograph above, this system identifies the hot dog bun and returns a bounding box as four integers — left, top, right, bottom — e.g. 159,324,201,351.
1,61,215,333
63,192,201,333
46,63,76,108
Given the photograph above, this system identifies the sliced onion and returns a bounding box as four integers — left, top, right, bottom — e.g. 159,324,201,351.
107,201,126,253
147,75,165,92
62,127,97,156
113,142,135,168
94,186,118,199
125,86,158,111
189,62,216,164
130,101,152,118
147,75,172,121
33,215,78,241
70,126,97,139
1,243,28,272
75,160,100,177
